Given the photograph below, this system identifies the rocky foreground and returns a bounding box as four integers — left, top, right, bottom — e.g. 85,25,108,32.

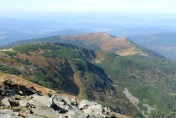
0,74,128,118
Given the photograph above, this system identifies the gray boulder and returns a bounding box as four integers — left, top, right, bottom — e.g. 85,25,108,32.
66,110,88,118
31,106,60,118
60,96,71,105
19,100,29,107
8,99,19,107
78,100,97,109
1,97,11,108
70,97,77,106
83,104,104,117
32,94,53,107
0,109,21,118
27,114,43,118
0,111,11,118
53,95,65,103
28,99,46,107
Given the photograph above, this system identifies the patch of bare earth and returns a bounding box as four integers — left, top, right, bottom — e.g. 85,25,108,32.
95,52,104,63
116,47,148,56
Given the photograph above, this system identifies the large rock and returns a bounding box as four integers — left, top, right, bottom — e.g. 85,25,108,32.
59,104,72,111
52,95,68,113
78,100,97,109
66,110,88,118
32,94,53,107
83,104,104,117
70,97,77,106
78,100,109,117
28,99,46,107
53,95,65,103
1,97,11,108
0,109,21,118
60,96,71,105
8,99,20,107
31,106,60,118
19,100,29,107
0,111,11,118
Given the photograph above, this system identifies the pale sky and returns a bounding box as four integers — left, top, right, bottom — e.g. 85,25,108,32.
0,0,176,15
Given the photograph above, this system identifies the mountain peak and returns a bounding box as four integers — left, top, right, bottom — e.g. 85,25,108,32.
91,32,111,35
62,32,113,38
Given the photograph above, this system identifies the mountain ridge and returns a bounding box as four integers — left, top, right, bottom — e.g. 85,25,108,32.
8,32,147,56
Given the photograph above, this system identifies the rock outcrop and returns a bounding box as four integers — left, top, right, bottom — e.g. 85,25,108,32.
0,75,128,118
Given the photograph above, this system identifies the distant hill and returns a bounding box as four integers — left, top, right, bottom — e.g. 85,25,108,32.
128,32,176,61
0,29,86,46
1,33,176,117
108,27,176,36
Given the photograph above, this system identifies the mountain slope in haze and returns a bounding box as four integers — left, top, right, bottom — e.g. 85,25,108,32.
0,17,89,46
0,29,86,46
10,32,147,56
1,41,176,117
108,27,176,36
128,32,176,61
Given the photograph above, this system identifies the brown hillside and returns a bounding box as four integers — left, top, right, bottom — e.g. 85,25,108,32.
62,32,147,56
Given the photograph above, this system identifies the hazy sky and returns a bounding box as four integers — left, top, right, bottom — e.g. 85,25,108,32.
0,0,175,15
